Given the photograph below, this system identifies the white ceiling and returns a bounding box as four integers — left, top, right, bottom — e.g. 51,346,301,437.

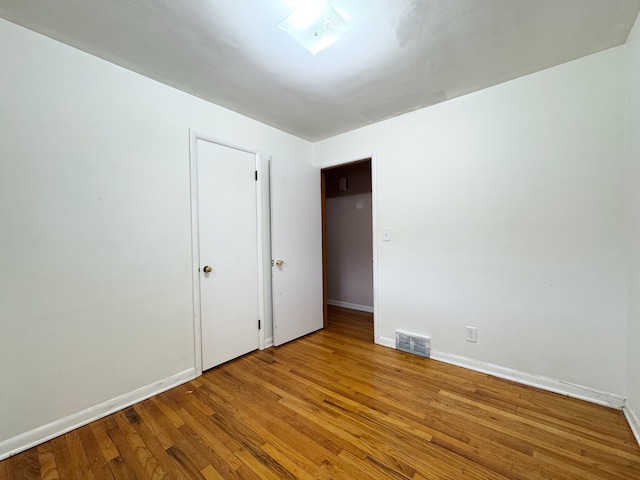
2,0,640,141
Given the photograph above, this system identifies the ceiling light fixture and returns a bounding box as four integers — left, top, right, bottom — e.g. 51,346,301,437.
278,0,352,55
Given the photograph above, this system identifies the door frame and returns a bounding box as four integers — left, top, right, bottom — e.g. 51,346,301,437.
320,152,379,344
189,129,266,376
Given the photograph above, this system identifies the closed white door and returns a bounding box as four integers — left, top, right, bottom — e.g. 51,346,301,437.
196,139,259,370
271,156,323,346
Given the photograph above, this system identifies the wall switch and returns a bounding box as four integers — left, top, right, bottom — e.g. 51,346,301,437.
465,326,477,343
382,228,392,242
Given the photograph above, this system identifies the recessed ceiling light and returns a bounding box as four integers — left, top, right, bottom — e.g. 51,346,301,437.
278,0,352,55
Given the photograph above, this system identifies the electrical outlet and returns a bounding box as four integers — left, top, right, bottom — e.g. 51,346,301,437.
465,326,477,343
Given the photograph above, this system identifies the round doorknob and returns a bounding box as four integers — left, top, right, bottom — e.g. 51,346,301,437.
203,265,212,273
275,260,284,267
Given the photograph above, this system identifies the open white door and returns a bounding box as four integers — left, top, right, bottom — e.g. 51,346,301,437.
271,157,323,346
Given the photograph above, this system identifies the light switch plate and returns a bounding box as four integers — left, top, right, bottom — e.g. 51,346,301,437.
382,228,391,241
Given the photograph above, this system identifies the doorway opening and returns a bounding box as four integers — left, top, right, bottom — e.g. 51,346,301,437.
321,159,374,341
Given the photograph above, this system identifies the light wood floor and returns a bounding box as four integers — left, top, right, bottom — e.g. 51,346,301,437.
2,306,639,479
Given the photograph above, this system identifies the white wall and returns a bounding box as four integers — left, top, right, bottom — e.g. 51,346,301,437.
626,12,640,438
0,18,311,452
326,193,373,308
314,47,627,398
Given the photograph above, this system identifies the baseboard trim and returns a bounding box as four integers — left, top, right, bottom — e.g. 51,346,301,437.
0,368,195,461
378,336,625,409
377,335,396,349
431,351,625,409
624,402,640,446
264,337,274,349
327,300,374,313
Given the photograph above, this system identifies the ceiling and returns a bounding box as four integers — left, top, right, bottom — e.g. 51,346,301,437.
2,0,640,141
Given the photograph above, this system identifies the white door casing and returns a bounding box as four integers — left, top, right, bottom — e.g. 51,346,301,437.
270,156,323,346
190,132,263,373
317,152,379,345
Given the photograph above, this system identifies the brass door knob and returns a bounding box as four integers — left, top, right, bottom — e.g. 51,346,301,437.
203,265,213,273
274,260,284,267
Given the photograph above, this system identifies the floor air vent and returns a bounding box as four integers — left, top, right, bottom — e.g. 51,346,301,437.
395,331,431,358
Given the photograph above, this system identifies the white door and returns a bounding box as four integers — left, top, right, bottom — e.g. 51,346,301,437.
196,139,259,370
271,156,323,346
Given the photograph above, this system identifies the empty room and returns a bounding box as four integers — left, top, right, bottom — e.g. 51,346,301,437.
2,0,640,478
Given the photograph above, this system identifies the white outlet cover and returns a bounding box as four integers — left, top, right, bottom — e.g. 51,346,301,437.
465,326,477,343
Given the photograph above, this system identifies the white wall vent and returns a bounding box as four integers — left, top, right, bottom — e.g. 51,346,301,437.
395,331,431,358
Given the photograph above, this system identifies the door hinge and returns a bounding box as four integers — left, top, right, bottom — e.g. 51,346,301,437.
258,319,261,330
255,170,258,181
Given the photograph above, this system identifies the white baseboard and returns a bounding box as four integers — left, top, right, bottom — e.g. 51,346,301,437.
377,335,396,349
0,368,195,461
264,337,274,349
430,351,625,409
377,336,625,409
327,299,374,313
624,402,640,446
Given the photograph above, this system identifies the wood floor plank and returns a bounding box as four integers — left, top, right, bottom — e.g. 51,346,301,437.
106,413,155,480
88,419,119,463
105,456,136,480
124,408,188,480
132,403,174,451
142,398,216,476
4,455,21,480
75,426,114,480
191,382,330,468
49,436,78,480
198,465,223,480
259,443,318,480
1,305,639,479
165,447,205,480
63,432,95,480
219,363,370,460
36,444,58,480
518,405,636,448
0,460,9,480
161,393,247,479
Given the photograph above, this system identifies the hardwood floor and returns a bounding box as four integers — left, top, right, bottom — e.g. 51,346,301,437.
2,306,639,479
